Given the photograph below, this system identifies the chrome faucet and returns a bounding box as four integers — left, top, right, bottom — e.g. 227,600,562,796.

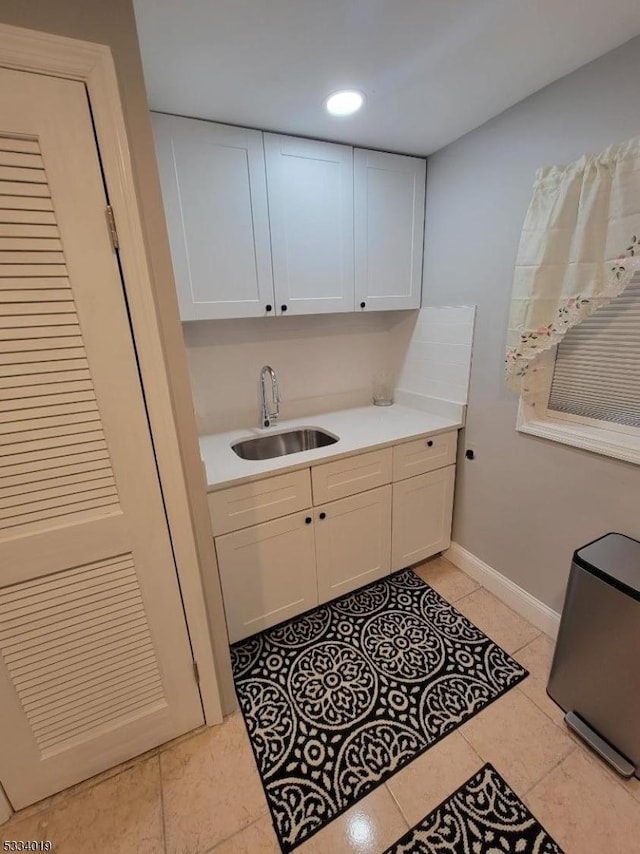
258,365,281,428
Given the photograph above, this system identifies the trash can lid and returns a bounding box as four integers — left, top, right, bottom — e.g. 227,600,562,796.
574,533,640,600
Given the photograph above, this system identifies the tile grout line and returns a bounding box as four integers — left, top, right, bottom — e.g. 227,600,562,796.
3,752,156,831
576,744,640,806
521,745,578,800
457,723,479,754
3,729,208,844
3,749,167,838
203,810,270,854
510,631,543,656
455,567,546,635
449,589,474,607
384,738,487,837
459,718,578,804
560,722,640,793
512,683,565,731
460,737,485,770
383,782,412,831
157,752,169,854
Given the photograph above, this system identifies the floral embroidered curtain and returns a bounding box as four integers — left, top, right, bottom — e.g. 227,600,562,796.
505,136,640,400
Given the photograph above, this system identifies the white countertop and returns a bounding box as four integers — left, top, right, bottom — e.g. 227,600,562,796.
199,404,463,491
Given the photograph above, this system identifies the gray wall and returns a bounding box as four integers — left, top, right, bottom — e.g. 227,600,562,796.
423,36,640,613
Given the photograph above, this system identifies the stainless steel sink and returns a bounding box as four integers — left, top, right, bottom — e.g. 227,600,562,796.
232,428,338,461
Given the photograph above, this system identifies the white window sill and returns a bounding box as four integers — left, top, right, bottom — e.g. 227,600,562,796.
517,402,640,466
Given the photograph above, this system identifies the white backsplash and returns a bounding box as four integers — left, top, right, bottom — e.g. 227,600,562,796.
184,307,475,435
184,313,400,434
394,306,476,404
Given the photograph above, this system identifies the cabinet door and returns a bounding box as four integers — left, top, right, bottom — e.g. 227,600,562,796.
354,149,425,311
264,134,354,315
392,466,455,571
152,114,274,320
215,511,317,642
315,485,391,604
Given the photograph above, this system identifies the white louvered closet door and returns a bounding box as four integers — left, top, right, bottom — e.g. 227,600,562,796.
0,69,203,809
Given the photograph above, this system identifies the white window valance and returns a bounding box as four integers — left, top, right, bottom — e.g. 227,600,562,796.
505,136,640,401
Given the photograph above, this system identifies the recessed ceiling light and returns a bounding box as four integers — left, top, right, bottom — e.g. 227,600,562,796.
325,90,365,117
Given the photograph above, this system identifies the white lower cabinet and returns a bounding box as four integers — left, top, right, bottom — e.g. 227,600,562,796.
215,510,317,643
315,485,392,604
391,465,455,571
212,432,458,642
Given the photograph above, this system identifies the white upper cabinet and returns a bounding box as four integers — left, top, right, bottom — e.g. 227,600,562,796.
264,134,355,315
354,149,426,311
153,114,428,320
152,114,274,319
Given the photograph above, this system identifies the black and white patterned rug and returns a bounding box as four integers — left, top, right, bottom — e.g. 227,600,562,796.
231,568,528,852
384,763,564,853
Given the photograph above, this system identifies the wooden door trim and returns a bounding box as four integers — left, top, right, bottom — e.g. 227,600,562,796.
0,784,11,825
0,24,223,732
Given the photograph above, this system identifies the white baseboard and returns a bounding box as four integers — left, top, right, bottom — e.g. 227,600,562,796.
444,542,561,639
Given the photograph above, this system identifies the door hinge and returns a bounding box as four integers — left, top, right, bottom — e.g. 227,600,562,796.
105,205,119,250
193,660,200,685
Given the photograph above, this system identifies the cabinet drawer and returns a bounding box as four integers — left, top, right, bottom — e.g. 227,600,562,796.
208,469,312,535
311,447,392,504
393,430,457,481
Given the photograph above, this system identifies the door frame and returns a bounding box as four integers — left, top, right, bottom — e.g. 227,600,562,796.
0,24,223,728
0,785,10,825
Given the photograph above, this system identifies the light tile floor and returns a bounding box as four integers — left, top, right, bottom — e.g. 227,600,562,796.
3,556,640,853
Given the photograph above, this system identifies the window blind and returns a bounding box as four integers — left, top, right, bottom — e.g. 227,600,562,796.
548,274,640,428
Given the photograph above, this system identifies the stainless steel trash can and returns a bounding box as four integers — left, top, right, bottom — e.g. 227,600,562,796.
547,532,640,779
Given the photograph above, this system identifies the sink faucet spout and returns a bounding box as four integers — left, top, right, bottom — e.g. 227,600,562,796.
258,365,281,428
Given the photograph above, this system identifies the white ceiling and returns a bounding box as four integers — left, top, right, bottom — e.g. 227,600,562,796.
134,0,640,156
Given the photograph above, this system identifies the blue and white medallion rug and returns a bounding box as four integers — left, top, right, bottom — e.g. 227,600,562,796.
384,764,564,853
231,568,528,852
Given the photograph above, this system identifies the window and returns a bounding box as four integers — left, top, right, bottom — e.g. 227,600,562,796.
517,273,640,464
548,277,640,428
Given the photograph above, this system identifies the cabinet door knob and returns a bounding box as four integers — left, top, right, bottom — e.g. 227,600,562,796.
305,516,312,524
360,301,366,309
265,304,272,312
426,440,434,447
281,304,288,312
319,512,326,520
